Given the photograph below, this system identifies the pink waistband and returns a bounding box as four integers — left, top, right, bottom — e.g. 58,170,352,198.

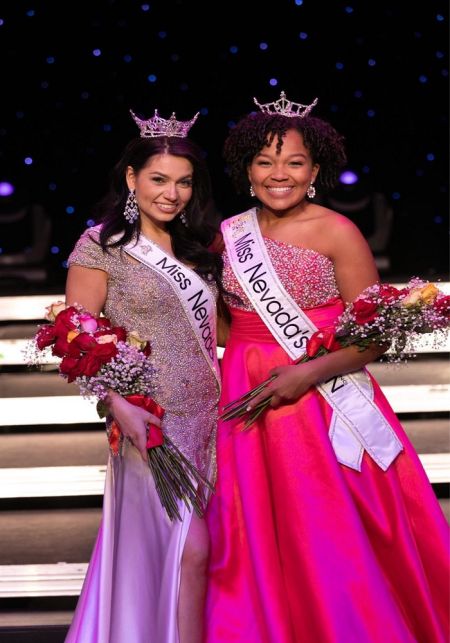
229,298,344,342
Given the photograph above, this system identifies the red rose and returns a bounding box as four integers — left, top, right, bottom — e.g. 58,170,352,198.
89,340,118,362
54,307,79,334
77,352,104,377
352,299,379,324
52,334,73,358
143,341,152,357
59,355,84,382
434,296,450,318
70,332,98,352
96,318,112,329
378,285,402,302
36,325,57,350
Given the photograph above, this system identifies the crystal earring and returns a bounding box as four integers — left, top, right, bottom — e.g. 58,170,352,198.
306,182,316,199
179,210,188,227
124,189,139,224
249,185,256,197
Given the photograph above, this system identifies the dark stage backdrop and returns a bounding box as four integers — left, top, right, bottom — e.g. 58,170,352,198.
0,0,448,288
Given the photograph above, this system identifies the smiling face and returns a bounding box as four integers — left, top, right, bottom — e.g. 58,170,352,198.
126,152,193,233
248,128,319,215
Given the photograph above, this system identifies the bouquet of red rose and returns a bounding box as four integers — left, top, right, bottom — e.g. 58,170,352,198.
220,278,450,429
29,301,213,521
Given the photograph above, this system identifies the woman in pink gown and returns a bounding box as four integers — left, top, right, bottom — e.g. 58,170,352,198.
205,93,449,642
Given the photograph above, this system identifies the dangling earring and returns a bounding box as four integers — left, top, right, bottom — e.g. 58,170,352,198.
124,189,139,224
179,210,188,227
306,182,316,199
249,185,256,197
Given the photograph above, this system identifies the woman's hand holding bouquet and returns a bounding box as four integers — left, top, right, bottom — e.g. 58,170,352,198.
29,301,213,521
221,279,450,429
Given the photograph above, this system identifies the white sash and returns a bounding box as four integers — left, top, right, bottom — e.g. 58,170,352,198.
117,233,221,392
222,209,403,471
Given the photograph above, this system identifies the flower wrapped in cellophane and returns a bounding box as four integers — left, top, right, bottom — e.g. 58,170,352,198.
220,278,450,429
28,301,213,521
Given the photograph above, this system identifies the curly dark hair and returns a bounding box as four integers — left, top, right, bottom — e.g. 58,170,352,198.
223,112,347,195
92,136,223,287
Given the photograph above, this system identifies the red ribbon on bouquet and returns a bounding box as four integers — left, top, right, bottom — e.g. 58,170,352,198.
108,394,165,455
306,329,341,358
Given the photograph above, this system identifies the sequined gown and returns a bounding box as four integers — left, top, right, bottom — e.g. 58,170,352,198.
64,226,220,643
205,233,449,643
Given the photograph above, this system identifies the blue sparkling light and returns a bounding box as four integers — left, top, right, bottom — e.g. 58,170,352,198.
158,31,167,38
362,166,371,174
436,14,444,21
62,260,69,269
426,153,435,161
24,157,33,165
200,107,209,115
344,6,354,13
367,109,376,117
294,0,303,5
48,182,57,191
259,42,268,50
354,90,363,98
419,75,428,83
147,74,157,82
0,19,4,26
434,215,443,224
368,58,376,67
336,62,344,70
50,246,60,254
269,78,278,86
92,49,101,57
227,120,236,129
392,192,401,200
0,182,14,196
436,51,444,59
141,4,150,11
87,219,96,227
26,10,35,17
66,206,75,214
46,56,55,64
229,46,238,54
340,170,358,185
123,54,132,63
299,32,308,40
102,124,112,132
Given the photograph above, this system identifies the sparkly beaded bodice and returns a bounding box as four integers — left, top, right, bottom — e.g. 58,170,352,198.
68,225,219,477
223,236,340,312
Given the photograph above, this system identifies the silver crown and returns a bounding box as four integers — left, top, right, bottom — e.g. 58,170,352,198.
253,91,318,118
130,108,199,138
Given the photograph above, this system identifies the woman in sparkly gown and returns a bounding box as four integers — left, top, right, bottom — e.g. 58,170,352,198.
205,95,449,642
64,109,222,643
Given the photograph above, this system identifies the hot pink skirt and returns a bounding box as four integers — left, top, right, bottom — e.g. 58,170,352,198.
205,301,449,643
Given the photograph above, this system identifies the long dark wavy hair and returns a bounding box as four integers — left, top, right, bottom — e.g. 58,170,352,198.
223,112,347,195
94,136,223,287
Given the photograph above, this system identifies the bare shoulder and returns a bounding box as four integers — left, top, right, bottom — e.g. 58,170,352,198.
313,207,369,255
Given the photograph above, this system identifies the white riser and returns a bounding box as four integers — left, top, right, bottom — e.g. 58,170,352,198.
0,454,447,500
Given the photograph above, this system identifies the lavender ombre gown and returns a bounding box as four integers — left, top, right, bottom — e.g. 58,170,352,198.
205,235,449,643
65,227,219,643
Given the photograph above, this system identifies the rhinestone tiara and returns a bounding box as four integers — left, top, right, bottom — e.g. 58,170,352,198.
253,91,318,118
130,108,199,138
